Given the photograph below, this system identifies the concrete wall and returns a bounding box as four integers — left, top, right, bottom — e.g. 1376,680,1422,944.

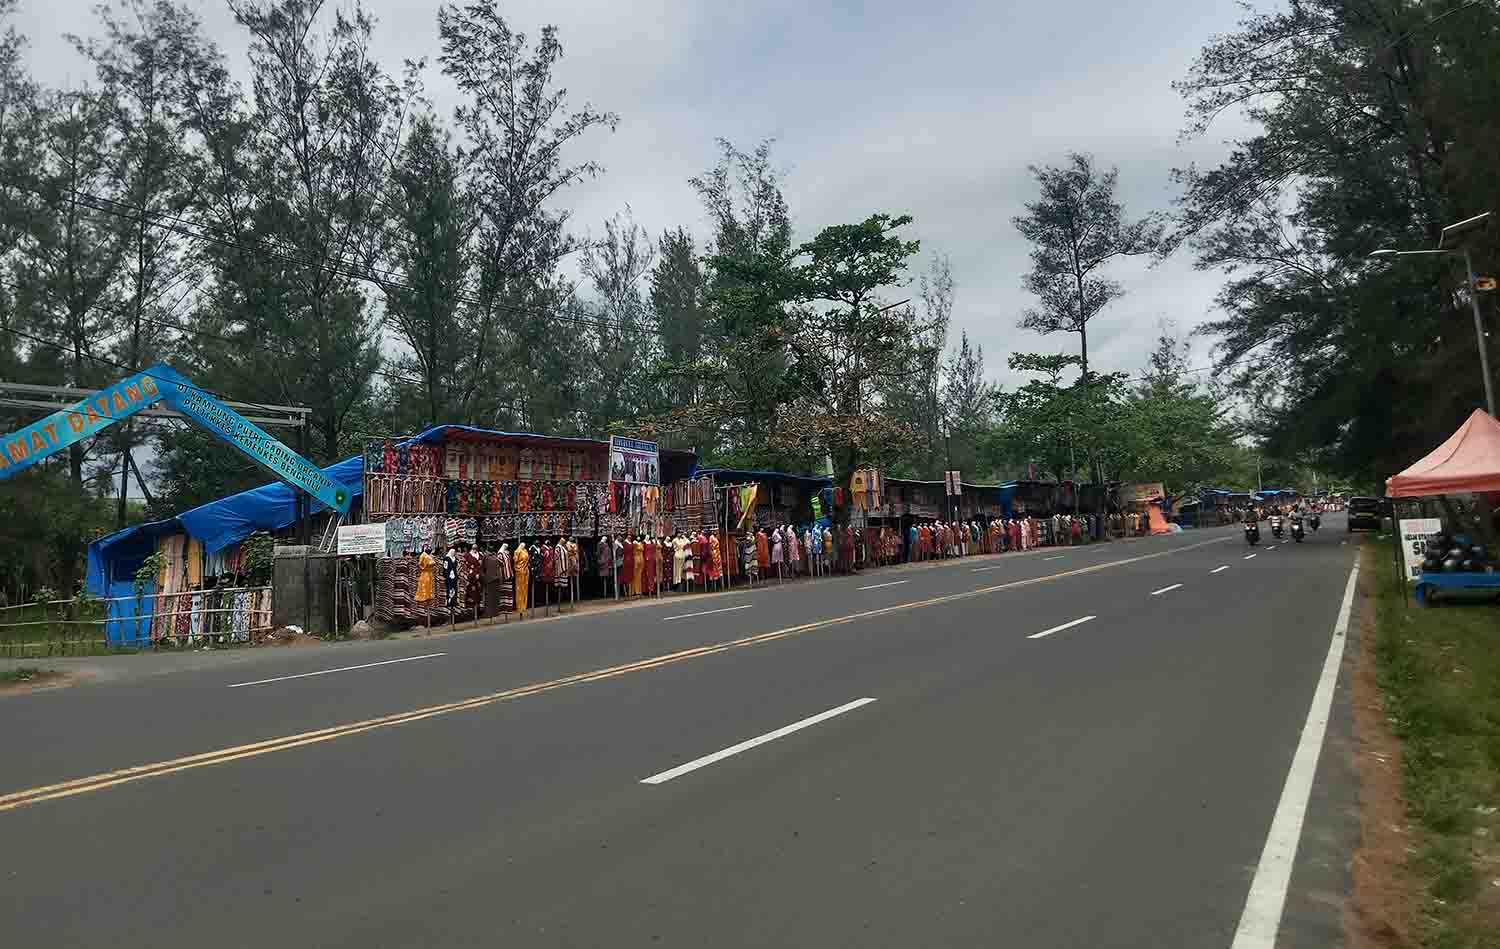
272,546,337,634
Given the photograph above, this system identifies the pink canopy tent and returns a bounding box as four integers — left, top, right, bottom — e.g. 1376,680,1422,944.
1386,409,1500,497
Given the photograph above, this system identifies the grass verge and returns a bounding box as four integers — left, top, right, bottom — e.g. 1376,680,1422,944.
1365,541,1500,947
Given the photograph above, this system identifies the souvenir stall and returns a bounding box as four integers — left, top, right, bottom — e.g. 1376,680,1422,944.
854,468,904,566
701,468,833,582
365,426,700,625
1385,408,1500,606
87,454,365,645
365,428,604,624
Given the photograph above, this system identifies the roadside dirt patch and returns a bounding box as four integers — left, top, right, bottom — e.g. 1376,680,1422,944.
1344,566,1422,949
0,669,80,696
256,628,325,647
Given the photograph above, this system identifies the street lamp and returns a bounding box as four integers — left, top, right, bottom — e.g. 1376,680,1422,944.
1369,211,1496,415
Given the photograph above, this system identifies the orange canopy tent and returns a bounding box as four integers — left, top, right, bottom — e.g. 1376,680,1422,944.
1386,409,1500,497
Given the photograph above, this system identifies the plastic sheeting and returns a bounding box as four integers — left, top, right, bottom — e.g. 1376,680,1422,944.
177,454,365,555
85,518,181,596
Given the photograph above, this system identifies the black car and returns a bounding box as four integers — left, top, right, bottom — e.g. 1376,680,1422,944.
1348,497,1383,532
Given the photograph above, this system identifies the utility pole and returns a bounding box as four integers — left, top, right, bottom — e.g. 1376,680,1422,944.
1462,244,1497,415
1370,212,1496,416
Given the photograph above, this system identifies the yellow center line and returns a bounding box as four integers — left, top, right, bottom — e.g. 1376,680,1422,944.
1,533,1231,812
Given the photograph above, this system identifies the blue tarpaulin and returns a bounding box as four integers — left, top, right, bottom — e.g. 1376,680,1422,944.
85,456,364,596
104,578,153,646
176,454,365,555
86,517,182,596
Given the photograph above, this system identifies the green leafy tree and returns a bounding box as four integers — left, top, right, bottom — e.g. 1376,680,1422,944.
208,0,395,461
381,111,472,428
1173,0,1500,485
1013,152,1163,386
438,0,617,430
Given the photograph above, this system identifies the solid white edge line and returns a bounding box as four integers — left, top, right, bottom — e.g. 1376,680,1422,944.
227,653,447,688
1230,562,1359,949
663,604,754,622
1211,566,1231,574
858,580,909,591
640,697,877,785
1150,583,1183,596
1026,615,1097,640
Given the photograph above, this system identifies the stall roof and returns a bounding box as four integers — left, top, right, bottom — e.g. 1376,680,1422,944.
85,517,184,594
1387,408,1500,497
406,424,697,463
698,467,832,487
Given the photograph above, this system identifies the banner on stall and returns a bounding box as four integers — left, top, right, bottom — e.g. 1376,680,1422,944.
1130,482,1166,503
338,522,387,557
1399,517,1444,582
608,435,659,486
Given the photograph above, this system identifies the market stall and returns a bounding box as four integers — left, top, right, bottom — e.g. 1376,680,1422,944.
1386,408,1500,606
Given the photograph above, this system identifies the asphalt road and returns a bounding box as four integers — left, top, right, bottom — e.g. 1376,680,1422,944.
1,517,1361,947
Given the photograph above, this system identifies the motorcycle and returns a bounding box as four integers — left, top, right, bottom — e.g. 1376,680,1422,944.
1290,516,1305,543
1244,520,1260,546
1309,512,1321,532
1270,515,1284,539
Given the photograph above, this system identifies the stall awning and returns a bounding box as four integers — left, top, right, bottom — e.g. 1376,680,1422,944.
1386,408,1500,497
176,454,366,555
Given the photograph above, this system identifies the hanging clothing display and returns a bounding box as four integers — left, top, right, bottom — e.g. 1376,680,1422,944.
416,552,436,603
513,545,531,612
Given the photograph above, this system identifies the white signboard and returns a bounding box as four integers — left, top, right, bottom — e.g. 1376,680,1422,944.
945,470,962,496
608,435,659,486
1398,517,1444,582
338,522,387,557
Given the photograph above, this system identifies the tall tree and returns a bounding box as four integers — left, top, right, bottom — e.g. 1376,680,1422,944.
214,0,395,459
381,111,472,428
1174,0,1500,483
650,226,707,423
1013,152,1162,385
578,210,655,432
438,1,617,429
71,0,213,524
679,138,797,466
16,85,124,482
0,0,40,381
942,329,990,437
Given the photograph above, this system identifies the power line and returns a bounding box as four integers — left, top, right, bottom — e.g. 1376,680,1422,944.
0,323,310,445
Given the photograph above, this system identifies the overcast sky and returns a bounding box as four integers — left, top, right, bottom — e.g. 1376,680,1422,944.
15,0,1259,394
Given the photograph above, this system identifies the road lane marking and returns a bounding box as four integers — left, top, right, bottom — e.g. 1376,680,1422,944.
228,653,447,688
1245,554,1258,560
858,580,909,591
0,533,1235,813
663,604,754,622
1231,563,1359,948
1267,544,1277,549
1150,584,1183,596
1027,615,1096,640
1211,566,1230,574
1043,556,1065,561
640,698,877,785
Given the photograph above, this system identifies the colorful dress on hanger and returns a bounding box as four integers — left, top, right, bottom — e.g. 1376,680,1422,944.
513,545,530,612
708,533,723,581
416,552,436,603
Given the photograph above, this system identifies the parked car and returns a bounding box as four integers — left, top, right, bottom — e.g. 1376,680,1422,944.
1348,496,1384,532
